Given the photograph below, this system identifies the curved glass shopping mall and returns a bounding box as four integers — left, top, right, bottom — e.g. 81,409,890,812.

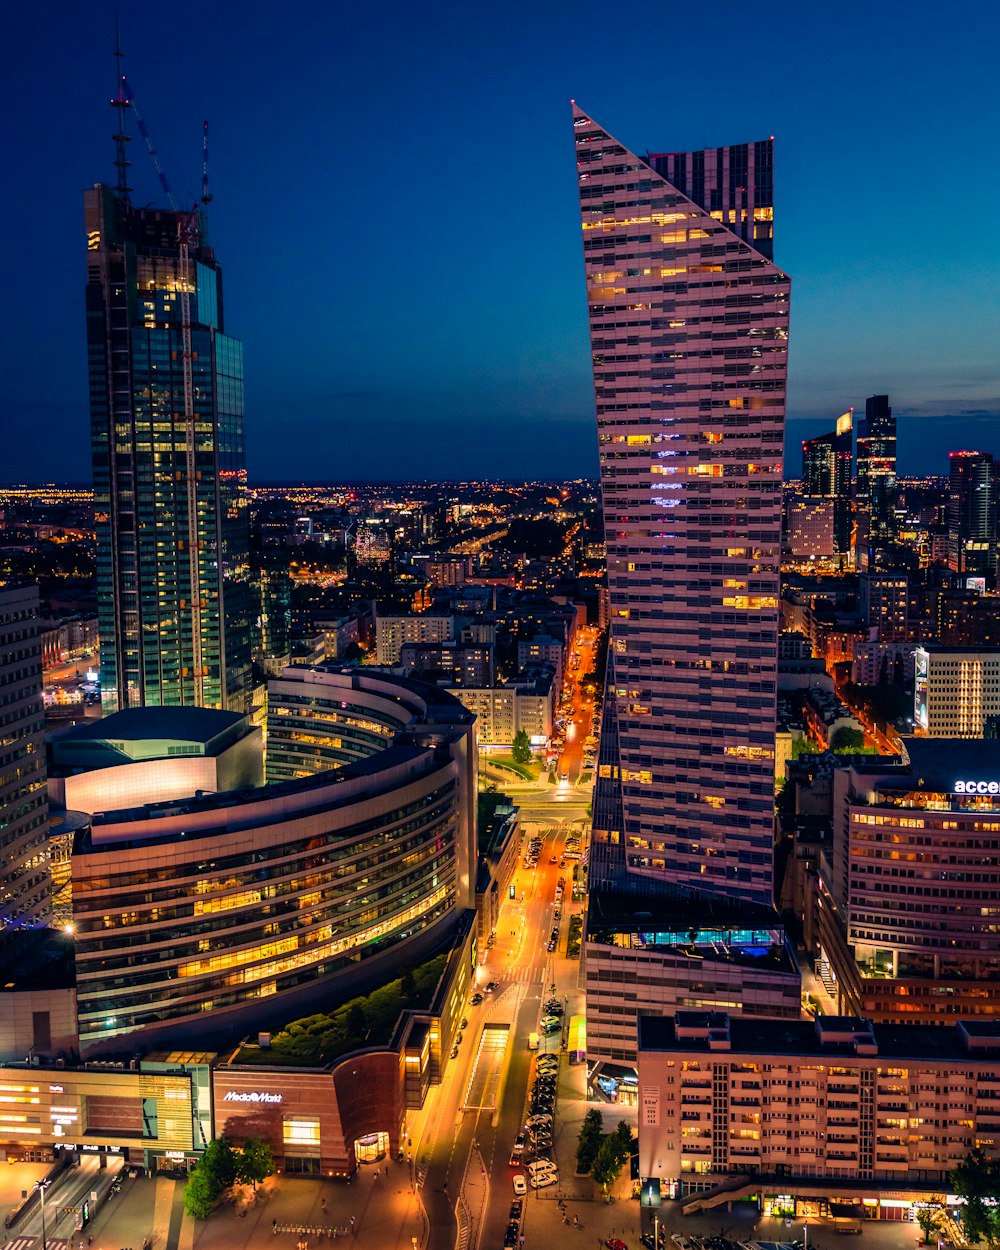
70,667,477,1053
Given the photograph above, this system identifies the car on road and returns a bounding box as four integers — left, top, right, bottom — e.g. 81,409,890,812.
550,855,558,864
540,1014,560,1029
450,1046,459,1059
504,1222,520,1250
486,980,500,993
512,1174,527,1196
559,771,569,782
606,1240,629,1250
470,992,483,1006
509,1199,523,1221
526,1113,552,1129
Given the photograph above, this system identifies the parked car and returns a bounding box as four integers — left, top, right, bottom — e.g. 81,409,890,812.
529,1171,558,1190
509,1199,523,1221
470,992,483,1006
544,999,563,1014
512,1174,527,1196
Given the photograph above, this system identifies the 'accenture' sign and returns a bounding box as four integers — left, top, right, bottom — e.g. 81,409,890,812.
954,780,1000,795
223,1090,282,1104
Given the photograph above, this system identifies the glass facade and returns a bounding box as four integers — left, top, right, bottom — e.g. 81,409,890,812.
856,394,898,570
574,107,790,906
71,670,477,1051
84,184,252,713
802,412,852,555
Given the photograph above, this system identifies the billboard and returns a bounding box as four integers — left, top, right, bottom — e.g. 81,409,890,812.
914,648,928,730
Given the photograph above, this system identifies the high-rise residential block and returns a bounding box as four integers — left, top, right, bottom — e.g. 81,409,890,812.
801,411,852,555
85,182,252,713
856,394,897,569
574,106,790,906
0,584,51,933
948,450,998,582
914,645,1000,736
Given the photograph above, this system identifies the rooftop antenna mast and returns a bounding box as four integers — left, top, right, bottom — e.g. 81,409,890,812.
201,120,212,205
110,13,132,204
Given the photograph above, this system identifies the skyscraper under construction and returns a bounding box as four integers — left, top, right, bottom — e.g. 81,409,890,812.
84,81,251,712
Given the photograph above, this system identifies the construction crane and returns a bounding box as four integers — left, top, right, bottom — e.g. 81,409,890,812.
119,61,210,706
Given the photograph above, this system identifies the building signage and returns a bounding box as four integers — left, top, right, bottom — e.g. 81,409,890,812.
954,780,1000,794
223,1090,283,1104
642,1086,659,1127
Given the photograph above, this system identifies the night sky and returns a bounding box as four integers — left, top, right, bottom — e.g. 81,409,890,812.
2,0,998,483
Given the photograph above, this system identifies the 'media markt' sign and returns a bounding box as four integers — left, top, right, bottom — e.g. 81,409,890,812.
223,1090,283,1104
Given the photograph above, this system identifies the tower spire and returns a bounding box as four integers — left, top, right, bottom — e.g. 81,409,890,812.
110,13,132,204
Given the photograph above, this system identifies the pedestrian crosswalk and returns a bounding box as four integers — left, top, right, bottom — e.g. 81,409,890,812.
3,1238,69,1250
501,964,547,985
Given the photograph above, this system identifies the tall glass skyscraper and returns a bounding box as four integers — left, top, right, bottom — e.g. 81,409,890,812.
84,183,252,712
575,106,790,907
801,410,852,555
855,393,897,570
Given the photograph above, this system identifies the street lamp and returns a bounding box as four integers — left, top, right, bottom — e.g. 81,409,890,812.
36,1179,48,1250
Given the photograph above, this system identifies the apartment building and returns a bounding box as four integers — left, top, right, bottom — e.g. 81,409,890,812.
638,1011,1000,1195
374,614,453,664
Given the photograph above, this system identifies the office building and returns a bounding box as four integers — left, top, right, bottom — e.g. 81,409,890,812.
914,645,1000,736
584,890,800,1089
856,394,897,569
71,667,477,1053
948,450,998,581
85,173,253,714
786,497,835,559
802,411,852,555
817,739,1000,1023
858,571,908,642
0,584,51,933
47,706,263,815
638,1012,1000,1195
573,106,790,905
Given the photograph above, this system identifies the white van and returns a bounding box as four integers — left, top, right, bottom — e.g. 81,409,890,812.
528,1032,540,1051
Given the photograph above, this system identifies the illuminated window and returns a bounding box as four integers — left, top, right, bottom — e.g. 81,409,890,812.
283,1118,321,1145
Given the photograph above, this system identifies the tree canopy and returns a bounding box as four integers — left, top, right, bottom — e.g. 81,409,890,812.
951,1148,1000,1247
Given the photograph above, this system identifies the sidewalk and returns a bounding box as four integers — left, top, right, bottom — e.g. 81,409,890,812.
80,1170,425,1250
517,942,643,1249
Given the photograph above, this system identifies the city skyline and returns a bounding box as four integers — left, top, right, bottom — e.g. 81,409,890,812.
2,1,998,483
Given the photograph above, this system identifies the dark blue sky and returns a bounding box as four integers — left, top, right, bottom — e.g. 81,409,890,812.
2,0,998,483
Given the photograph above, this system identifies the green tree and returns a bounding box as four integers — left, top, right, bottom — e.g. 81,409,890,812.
791,737,820,759
201,1137,238,1190
915,1199,943,1246
511,729,532,765
590,1130,631,1197
575,1107,604,1174
236,1136,275,1191
830,725,866,753
952,1147,1000,1248
183,1164,218,1220
346,1002,368,1041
